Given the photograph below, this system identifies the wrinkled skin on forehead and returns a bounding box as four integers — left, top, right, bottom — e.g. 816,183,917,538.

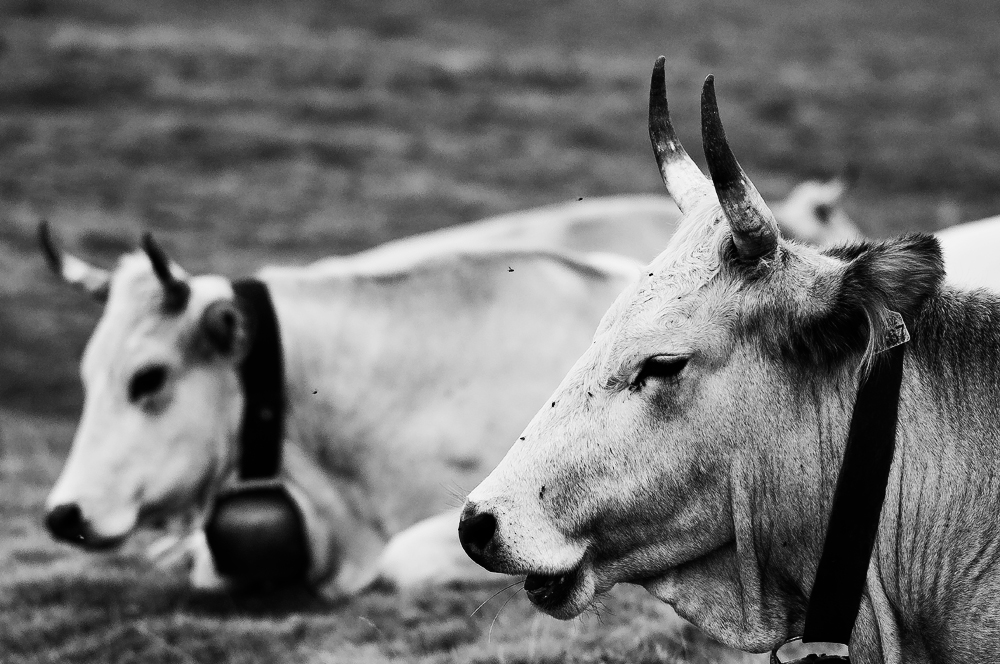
46,254,243,545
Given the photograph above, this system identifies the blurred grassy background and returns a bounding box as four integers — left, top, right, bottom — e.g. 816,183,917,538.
1,0,999,661
5,0,1000,416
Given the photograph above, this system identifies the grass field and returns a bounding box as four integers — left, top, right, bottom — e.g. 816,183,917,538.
2,0,1000,661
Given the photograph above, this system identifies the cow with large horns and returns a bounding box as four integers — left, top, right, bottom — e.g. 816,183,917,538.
461,57,1000,663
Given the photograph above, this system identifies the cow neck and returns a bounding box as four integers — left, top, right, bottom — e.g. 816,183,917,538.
231,279,286,480
773,332,908,662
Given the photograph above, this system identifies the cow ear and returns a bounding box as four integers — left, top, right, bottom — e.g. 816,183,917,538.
780,234,944,369
200,299,251,360
830,233,944,325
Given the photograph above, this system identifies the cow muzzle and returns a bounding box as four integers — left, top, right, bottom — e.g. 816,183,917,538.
460,502,594,618
44,501,133,550
204,483,310,584
457,506,498,569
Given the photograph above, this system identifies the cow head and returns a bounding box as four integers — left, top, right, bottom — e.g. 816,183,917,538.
460,59,943,652
42,225,250,548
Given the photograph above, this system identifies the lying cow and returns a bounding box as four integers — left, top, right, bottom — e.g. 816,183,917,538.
41,223,643,594
461,59,997,664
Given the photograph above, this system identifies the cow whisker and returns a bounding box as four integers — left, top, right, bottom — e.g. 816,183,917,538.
441,481,471,509
357,616,389,643
471,578,525,618
587,595,614,625
488,586,525,644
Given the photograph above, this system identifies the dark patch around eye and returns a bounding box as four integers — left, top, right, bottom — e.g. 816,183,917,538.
128,366,167,403
814,203,833,225
632,356,688,389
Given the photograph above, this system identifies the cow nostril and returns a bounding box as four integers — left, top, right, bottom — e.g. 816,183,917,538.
458,509,497,560
46,503,85,543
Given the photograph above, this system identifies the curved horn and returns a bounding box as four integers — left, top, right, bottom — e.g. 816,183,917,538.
141,233,190,313
700,75,778,260
38,220,111,301
648,56,712,213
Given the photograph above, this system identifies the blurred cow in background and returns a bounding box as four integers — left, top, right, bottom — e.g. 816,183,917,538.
41,223,641,595
409,176,860,265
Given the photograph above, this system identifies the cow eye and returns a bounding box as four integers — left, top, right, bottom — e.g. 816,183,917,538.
814,203,833,225
128,365,168,403
631,356,688,390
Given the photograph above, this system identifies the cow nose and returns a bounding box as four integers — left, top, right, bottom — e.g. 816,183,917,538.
46,503,86,543
458,506,497,565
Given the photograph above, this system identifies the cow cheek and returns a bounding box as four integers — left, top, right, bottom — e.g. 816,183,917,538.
147,377,237,504
582,411,718,551
535,410,644,536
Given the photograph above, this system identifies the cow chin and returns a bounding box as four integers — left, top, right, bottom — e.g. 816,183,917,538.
75,506,138,550
79,529,130,551
469,523,598,618
523,560,598,619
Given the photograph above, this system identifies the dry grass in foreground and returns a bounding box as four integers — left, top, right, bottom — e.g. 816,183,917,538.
0,408,762,664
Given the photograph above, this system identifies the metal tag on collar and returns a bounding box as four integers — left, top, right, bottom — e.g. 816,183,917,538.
770,637,850,663
876,310,909,354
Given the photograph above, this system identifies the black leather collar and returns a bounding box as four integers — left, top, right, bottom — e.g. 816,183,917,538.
773,321,909,663
801,342,906,646
231,279,286,480
204,279,311,584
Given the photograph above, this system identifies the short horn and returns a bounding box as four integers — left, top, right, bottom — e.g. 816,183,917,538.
38,220,111,301
648,56,712,214
700,75,778,260
141,233,190,313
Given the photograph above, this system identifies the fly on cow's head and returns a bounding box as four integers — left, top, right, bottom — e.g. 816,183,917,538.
41,226,253,549
461,58,943,651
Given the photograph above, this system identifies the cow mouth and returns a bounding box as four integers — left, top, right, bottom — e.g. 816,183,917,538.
81,533,128,551
57,527,128,551
524,570,576,608
523,565,588,616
